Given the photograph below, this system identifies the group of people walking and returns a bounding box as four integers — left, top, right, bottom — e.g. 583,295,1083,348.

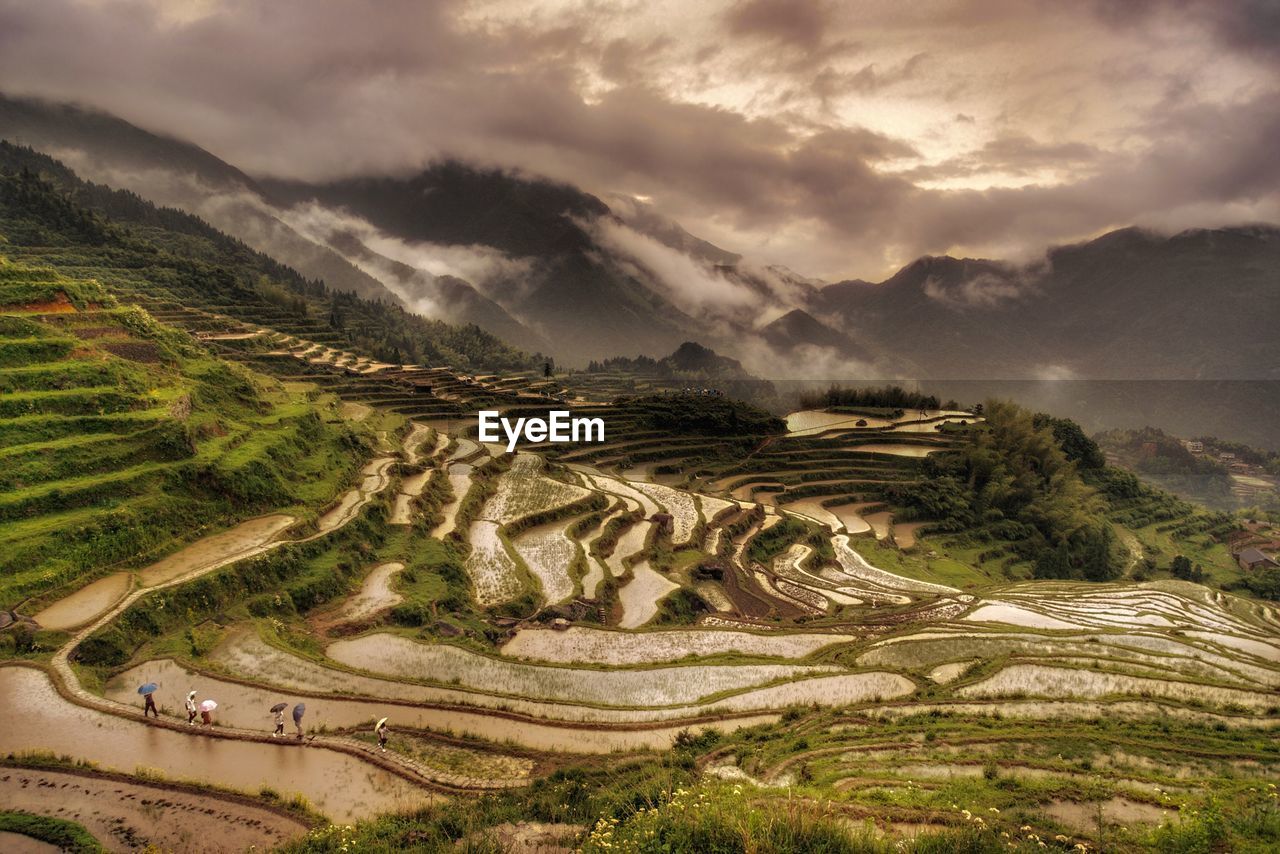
138,684,389,749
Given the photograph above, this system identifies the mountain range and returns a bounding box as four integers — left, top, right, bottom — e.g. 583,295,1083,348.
2,92,1276,380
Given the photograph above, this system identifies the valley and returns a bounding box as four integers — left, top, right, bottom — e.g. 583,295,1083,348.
0,133,1276,853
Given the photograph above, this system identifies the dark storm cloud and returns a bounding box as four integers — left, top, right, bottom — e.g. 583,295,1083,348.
0,0,1277,279
724,0,832,49
1095,0,1280,64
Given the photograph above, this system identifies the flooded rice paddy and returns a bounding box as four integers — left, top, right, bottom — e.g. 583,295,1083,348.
32,573,132,631
501,626,855,665
0,668,429,823
618,562,680,629
326,633,834,707
106,657,778,752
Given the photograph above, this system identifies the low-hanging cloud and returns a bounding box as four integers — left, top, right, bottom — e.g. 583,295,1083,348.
0,0,1277,281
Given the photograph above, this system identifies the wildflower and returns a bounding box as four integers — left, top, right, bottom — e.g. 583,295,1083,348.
1055,835,1069,843
1020,825,1033,832
989,807,1000,814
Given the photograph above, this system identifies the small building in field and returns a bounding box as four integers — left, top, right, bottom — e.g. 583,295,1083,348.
1237,547,1279,572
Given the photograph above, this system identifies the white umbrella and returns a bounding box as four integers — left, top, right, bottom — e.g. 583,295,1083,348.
199,699,218,712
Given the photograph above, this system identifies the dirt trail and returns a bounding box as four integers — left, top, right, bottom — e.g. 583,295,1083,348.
0,669,430,824
25,438,446,820
0,764,310,853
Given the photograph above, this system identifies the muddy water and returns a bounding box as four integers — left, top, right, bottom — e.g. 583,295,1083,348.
32,573,132,631
336,562,405,623
138,515,296,586
315,458,393,533
862,511,893,540
828,504,872,535
104,659,772,753
0,668,429,823
391,467,434,525
894,521,926,548
0,831,59,854
400,469,433,496
852,443,940,457
780,498,845,532
401,423,433,465
785,411,894,435
618,562,679,629
431,463,473,538
0,766,309,853
0,834,58,854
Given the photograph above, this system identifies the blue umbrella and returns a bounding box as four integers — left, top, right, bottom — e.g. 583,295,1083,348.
137,682,158,695
292,703,305,724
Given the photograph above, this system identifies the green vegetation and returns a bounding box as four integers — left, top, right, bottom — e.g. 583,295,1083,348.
0,260,381,612
890,400,1124,581
0,142,535,372
0,810,103,853
798,384,954,415
1097,426,1235,506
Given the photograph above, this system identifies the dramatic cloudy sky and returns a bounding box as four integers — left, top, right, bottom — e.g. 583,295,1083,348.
1,0,1278,278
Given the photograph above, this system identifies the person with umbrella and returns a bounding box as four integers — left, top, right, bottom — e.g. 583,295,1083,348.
199,698,217,726
185,690,198,726
270,702,287,737
375,717,389,752
137,682,159,719
292,703,305,740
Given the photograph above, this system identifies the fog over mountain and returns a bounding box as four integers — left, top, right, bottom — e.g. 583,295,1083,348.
3,0,1279,279
3,91,1277,379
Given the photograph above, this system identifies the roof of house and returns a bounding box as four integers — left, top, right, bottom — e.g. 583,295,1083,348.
1238,547,1278,566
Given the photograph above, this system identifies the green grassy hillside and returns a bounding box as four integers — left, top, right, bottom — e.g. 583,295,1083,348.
0,257,372,612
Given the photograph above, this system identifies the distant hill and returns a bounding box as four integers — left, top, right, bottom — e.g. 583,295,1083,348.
814,227,1280,380
0,141,536,371
5,93,1277,380
759,309,870,362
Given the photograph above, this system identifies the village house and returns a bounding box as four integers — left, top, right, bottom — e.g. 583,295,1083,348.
1236,547,1279,572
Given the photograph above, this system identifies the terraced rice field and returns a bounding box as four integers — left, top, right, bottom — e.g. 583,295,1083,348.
327,633,837,707
331,562,405,623
464,520,524,606
501,626,857,664
0,668,431,823
431,461,473,537
481,454,591,525
618,562,680,629
12,290,1278,851
511,518,579,604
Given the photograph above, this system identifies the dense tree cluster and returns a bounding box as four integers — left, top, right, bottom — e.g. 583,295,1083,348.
797,384,954,413
890,400,1124,580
